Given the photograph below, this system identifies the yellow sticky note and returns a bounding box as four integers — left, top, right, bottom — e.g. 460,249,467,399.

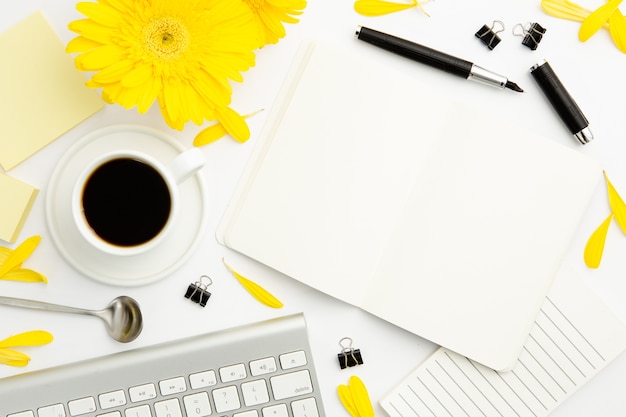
0,11,104,171
0,173,39,243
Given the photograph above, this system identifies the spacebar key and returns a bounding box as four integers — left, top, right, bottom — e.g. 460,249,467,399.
270,370,313,400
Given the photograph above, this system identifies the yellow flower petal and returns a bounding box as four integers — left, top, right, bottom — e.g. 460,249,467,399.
541,0,591,22
67,18,114,44
349,376,375,417
338,384,359,417
355,0,419,16
604,171,626,234
76,1,122,27
584,213,613,268
66,36,102,53
216,106,251,143
0,348,30,367
0,331,54,348
74,44,125,71
222,258,283,308
0,269,48,283
244,0,307,46
194,109,263,146
0,236,41,277
579,0,623,41
121,63,154,88
608,8,626,53
194,122,228,146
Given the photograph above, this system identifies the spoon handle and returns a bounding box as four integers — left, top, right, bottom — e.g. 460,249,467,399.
0,296,93,316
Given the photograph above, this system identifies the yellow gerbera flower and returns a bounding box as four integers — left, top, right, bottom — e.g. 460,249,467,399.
243,0,307,46
66,0,259,141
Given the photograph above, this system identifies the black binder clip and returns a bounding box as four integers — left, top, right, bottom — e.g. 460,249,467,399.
184,275,212,307
337,337,364,369
513,22,546,50
475,20,505,50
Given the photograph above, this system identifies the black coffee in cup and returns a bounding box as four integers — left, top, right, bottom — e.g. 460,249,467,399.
81,158,172,247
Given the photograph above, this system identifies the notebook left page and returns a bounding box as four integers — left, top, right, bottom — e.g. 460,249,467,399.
217,41,454,308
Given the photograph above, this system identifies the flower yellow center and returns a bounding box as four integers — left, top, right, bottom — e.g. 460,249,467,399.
143,17,189,60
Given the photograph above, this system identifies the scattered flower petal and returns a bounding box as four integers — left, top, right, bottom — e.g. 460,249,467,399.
355,0,425,16
0,330,53,367
541,0,592,22
338,384,359,417
337,376,375,417
584,213,613,268
579,0,623,41
609,8,626,52
0,236,46,283
0,349,30,367
194,109,264,146
222,258,283,308
0,330,54,348
604,171,626,234
541,0,626,53
0,235,40,276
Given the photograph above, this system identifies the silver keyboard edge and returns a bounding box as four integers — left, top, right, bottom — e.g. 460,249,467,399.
0,313,326,417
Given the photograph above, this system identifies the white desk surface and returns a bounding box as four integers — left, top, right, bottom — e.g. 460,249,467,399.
2,1,626,416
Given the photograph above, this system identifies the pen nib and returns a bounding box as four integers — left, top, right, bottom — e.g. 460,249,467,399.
505,81,524,93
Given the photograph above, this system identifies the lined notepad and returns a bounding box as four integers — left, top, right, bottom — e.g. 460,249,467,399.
380,268,626,417
0,11,103,171
217,41,603,371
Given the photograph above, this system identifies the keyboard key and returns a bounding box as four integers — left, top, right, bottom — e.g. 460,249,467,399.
250,357,277,376
189,370,217,389
262,404,288,417
270,370,313,400
125,404,151,417
212,385,241,413
159,376,187,395
183,392,212,417
68,397,96,415
129,383,157,402
242,379,270,406
279,351,307,369
234,411,258,417
37,404,65,417
154,398,183,417
98,413,121,417
99,390,127,409
219,363,247,382
8,412,35,417
292,398,320,417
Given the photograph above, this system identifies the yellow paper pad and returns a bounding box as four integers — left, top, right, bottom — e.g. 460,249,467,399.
0,11,103,171
0,173,38,243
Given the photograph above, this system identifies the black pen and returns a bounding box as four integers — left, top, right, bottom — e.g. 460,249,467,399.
355,26,523,93
530,60,593,144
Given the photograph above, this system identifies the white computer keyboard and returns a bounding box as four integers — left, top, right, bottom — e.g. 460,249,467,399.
1,313,325,417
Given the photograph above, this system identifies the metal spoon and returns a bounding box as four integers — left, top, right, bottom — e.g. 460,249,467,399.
0,295,143,343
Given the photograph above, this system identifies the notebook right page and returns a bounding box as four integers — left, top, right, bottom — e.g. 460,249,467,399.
379,266,626,417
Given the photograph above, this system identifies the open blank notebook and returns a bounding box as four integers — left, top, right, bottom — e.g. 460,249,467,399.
217,41,602,371
380,267,626,417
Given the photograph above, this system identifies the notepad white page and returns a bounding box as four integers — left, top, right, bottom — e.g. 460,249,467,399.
380,267,626,417
217,41,602,371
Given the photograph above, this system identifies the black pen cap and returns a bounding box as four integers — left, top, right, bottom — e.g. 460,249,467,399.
530,60,593,144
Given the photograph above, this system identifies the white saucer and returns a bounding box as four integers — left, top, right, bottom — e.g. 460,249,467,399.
45,125,209,286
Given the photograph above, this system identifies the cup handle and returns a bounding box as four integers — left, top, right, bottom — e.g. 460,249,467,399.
168,148,206,184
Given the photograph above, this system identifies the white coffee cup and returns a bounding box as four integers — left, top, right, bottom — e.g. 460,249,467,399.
72,147,205,256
